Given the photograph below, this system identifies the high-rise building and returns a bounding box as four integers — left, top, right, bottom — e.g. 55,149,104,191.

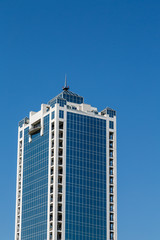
15,83,117,240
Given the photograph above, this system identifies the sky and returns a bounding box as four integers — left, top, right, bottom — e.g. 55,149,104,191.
0,0,160,239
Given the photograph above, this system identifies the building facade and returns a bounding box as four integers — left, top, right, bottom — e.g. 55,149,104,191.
15,86,117,240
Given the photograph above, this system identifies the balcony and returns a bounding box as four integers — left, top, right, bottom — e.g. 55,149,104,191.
50,195,53,203
58,158,63,165
58,204,62,212
51,141,54,148
58,194,62,202
29,124,41,135
58,213,62,221
50,186,53,193
59,131,63,139
51,167,54,175
57,232,62,240
19,150,22,157
59,149,63,157
59,122,63,130
59,140,63,148
50,233,52,240
51,176,54,184
50,213,53,221
50,204,53,212
51,150,54,157
51,122,54,130
51,158,54,166
58,176,62,184
58,185,62,193
57,222,62,231
58,167,63,175
50,223,53,231
52,132,54,139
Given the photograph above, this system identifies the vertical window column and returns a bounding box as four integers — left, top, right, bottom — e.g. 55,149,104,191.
16,138,23,240
109,131,114,240
49,121,55,239
57,121,64,240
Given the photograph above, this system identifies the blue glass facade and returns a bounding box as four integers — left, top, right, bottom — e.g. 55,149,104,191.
63,91,83,104
66,112,107,240
51,111,55,119
59,110,64,119
48,90,84,107
48,97,66,108
21,115,49,240
109,121,114,129
107,109,116,118
19,117,29,127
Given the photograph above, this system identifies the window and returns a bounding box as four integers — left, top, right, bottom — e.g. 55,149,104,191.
109,141,113,148
50,214,53,221
58,194,62,202
57,222,62,231
58,213,62,221
110,232,114,239
59,110,64,119
50,195,53,202
58,176,62,183
110,223,114,230
110,168,113,175
110,195,113,202
109,132,113,140
20,131,22,139
59,140,63,147
110,159,113,166
51,111,55,119
50,233,52,240
110,151,113,158
57,232,62,240
67,105,71,109
107,109,116,118
50,223,53,230
110,177,113,184
59,149,63,156
59,122,63,129
110,204,113,211
58,204,62,211
59,131,63,138
50,186,53,193
110,186,113,193
52,122,54,130
110,213,114,221
58,167,63,174
58,158,63,165
109,121,114,129
50,204,53,212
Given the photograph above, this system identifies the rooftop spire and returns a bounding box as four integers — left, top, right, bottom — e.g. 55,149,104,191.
63,74,69,91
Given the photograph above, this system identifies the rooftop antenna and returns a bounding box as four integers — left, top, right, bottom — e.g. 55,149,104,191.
63,74,69,91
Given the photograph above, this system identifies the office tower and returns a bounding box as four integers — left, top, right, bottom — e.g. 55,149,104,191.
15,83,117,240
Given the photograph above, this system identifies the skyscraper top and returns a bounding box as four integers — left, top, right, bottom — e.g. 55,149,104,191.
48,77,84,106
15,85,117,240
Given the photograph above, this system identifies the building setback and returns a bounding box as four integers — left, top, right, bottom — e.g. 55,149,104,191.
15,84,117,240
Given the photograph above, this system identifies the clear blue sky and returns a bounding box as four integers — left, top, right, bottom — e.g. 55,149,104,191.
0,0,160,239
